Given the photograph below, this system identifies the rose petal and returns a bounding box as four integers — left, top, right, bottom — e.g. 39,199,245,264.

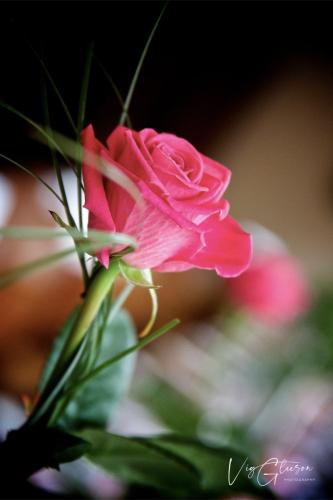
123,198,198,270
82,125,116,231
107,126,165,192
157,215,252,277
169,198,230,225
193,215,252,277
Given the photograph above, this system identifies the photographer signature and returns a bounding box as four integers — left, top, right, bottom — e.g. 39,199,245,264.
228,456,315,487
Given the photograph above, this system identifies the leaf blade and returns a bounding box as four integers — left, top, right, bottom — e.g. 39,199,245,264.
56,310,137,431
80,429,199,496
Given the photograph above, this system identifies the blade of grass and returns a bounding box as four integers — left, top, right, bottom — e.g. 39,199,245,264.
31,42,77,136
0,247,80,289
34,128,145,247
119,2,168,126
0,101,73,168
0,226,137,247
77,42,94,134
61,318,180,397
0,103,90,283
28,332,90,426
41,71,77,228
97,58,132,128
35,129,145,229
41,74,89,284
0,235,135,289
0,153,63,205
77,42,94,235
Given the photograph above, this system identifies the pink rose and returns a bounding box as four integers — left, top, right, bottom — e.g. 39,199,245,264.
82,125,251,277
225,252,311,326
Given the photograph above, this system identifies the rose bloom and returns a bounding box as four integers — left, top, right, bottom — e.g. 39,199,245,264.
225,252,311,326
82,125,251,277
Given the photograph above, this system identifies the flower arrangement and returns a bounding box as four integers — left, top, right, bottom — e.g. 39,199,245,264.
0,7,265,499
0,4,321,499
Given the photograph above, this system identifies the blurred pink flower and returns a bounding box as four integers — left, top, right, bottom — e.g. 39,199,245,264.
226,252,311,326
82,125,251,277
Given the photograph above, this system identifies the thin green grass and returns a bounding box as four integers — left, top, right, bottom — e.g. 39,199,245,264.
119,3,168,126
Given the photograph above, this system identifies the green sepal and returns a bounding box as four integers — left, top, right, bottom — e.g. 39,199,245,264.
119,262,159,338
118,261,159,289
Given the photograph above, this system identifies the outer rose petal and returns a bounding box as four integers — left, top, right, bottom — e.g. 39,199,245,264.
82,125,116,232
122,197,199,270
156,215,252,278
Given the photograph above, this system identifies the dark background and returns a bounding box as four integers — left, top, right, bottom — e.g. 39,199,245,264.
0,1,332,164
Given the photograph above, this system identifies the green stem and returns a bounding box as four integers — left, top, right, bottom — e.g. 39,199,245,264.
49,259,119,382
48,282,135,426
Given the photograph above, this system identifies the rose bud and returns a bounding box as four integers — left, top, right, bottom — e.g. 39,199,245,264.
225,224,311,326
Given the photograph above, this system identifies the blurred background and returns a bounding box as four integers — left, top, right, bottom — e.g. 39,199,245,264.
0,1,332,498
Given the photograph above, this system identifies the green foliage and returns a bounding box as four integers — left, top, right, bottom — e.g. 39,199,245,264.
56,310,137,430
0,230,136,290
80,430,199,497
39,306,82,393
0,425,90,482
306,287,333,371
80,429,272,499
309,288,333,344
148,435,268,497
37,300,137,431
135,376,202,437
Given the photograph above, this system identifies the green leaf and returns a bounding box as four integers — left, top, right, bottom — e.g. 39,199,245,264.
80,430,272,498
1,425,90,480
51,430,91,465
148,435,272,498
135,376,203,437
80,429,199,497
57,310,137,431
39,306,82,393
62,318,180,396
